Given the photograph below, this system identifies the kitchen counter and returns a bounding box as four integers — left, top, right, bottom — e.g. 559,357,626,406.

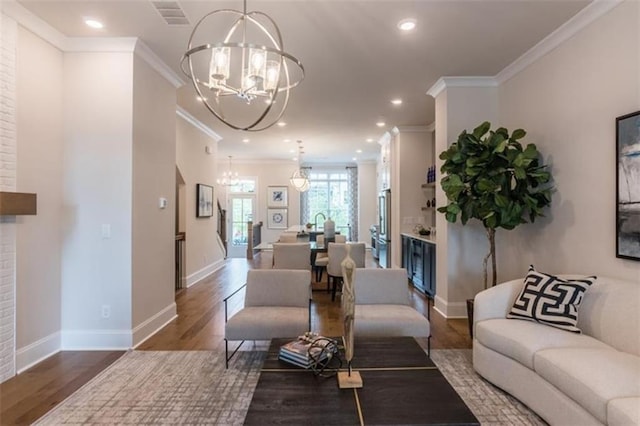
401,232,436,245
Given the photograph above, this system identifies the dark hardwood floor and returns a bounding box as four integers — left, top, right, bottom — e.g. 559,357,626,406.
0,252,471,425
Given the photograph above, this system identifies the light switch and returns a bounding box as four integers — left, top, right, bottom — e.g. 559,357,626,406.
159,197,168,209
101,224,111,239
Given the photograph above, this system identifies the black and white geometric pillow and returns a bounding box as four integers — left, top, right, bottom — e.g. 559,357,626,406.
506,265,596,333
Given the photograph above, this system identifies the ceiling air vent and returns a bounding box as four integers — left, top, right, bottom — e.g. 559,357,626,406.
151,1,190,26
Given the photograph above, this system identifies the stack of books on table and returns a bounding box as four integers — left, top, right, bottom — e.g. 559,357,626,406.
278,334,335,369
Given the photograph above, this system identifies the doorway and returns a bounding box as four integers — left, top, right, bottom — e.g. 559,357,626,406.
227,195,255,258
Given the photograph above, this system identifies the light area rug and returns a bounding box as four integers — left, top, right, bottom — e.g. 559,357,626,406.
36,349,546,425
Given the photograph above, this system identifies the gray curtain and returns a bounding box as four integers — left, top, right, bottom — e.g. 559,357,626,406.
299,167,312,226
346,166,358,241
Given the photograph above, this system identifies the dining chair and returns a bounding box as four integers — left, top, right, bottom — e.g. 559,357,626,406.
273,242,311,270
314,234,347,283
278,233,299,243
327,242,366,301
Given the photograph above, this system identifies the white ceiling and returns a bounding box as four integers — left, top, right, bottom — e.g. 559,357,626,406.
17,0,590,164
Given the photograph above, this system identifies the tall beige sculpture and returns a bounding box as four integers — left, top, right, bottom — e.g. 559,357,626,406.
338,244,363,388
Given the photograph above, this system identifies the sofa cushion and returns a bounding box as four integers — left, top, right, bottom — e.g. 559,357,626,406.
507,265,596,333
355,305,430,337
534,348,640,424
226,307,308,341
475,318,612,369
608,397,640,426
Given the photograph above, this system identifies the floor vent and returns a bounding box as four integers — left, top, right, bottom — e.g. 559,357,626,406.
151,1,190,26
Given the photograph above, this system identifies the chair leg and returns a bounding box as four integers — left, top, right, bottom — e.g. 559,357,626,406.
225,339,245,368
427,335,431,357
327,275,331,293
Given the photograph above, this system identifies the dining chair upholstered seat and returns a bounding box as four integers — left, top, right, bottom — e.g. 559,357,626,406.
353,268,431,354
224,269,311,367
327,242,365,301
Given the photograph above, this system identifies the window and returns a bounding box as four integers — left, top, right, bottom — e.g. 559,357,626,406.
302,168,358,240
228,178,256,194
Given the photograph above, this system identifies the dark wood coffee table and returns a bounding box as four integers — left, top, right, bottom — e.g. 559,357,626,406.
244,336,479,425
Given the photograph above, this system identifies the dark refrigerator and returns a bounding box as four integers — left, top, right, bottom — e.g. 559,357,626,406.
378,189,391,268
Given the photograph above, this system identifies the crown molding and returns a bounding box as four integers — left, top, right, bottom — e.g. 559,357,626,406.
396,125,431,133
426,77,498,98
1,1,183,88
1,0,66,49
176,106,222,142
425,122,435,132
134,40,184,88
64,37,137,52
496,0,624,84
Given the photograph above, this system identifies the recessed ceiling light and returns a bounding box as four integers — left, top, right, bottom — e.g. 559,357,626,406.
356,149,362,153
376,121,386,127
292,157,298,161
284,139,291,143
242,138,250,143
289,149,295,153
277,121,287,127
84,18,104,29
366,138,374,143
397,18,416,31
391,98,403,105
352,157,357,161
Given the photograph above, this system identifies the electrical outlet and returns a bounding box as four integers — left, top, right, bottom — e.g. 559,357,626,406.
101,305,111,319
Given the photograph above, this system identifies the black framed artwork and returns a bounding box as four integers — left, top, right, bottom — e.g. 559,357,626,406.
616,110,640,260
196,184,214,218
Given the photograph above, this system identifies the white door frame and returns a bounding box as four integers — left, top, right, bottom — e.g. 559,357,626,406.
227,193,256,258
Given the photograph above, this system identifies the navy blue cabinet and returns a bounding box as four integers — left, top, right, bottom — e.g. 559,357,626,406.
401,234,436,298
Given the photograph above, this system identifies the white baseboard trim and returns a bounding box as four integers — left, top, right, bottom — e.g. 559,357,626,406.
434,296,468,319
132,303,177,348
16,331,61,374
186,259,224,288
61,329,132,350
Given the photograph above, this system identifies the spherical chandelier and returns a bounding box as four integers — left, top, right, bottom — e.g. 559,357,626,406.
290,141,309,192
180,0,305,132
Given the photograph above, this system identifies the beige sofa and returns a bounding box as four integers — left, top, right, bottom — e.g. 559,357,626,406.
473,275,640,425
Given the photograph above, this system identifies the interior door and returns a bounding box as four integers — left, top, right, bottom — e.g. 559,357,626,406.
227,195,255,258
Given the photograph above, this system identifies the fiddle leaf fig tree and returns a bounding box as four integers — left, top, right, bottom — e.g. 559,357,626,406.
437,121,553,289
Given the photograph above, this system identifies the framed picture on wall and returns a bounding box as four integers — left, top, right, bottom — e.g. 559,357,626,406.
267,186,288,207
616,110,640,261
196,183,214,218
267,208,288,229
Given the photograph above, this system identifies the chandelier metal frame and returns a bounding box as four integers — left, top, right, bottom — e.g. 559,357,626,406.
180,0,305,132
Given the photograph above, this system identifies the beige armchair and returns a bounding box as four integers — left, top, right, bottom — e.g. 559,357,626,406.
327,242,365,301
353,268,431,355
224,269,311,367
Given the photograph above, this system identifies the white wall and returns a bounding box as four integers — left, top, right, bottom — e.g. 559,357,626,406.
218,160,301,244
433,86,499,317
176,115,225,286
131,53,177,345
358,162,377,242
61,51,134,348
14,24,64,369
390,129,433,267
497,0,640,282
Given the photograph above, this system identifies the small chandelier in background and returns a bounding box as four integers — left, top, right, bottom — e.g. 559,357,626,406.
290,141,309,192
217,156,239,186
180,0,305,132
